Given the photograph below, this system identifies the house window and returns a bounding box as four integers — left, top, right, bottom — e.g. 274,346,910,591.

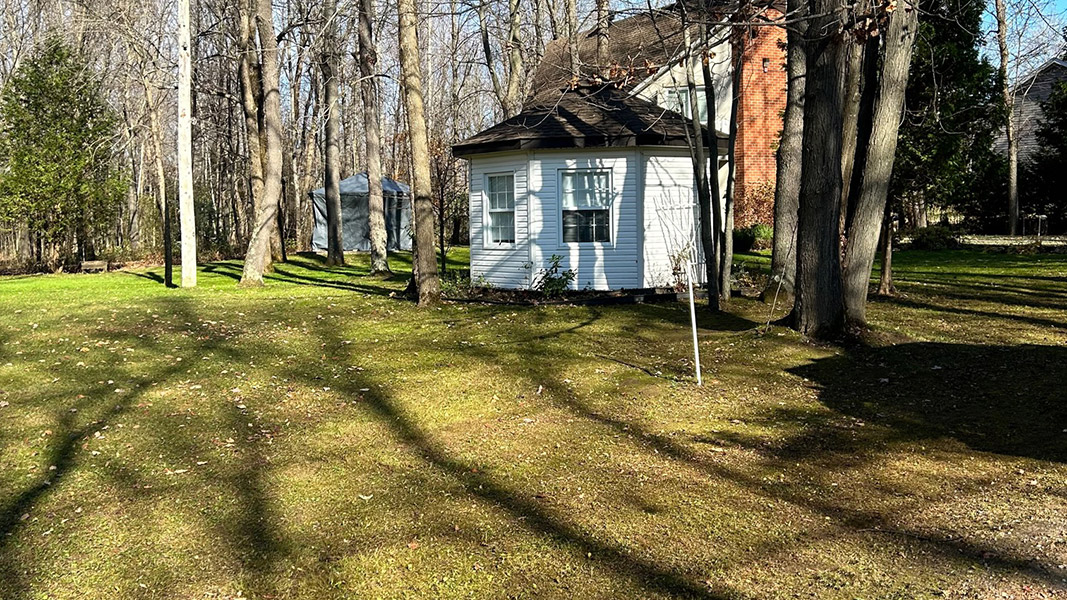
662,86,708,124
561,170,611,243
486,173,515,245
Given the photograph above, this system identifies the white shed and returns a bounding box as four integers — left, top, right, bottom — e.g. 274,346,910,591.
453,4,745,291
454,87,729,291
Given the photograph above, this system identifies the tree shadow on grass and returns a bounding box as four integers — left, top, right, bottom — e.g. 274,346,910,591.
789,342,1067,463
443,319,1067,591
873,295,1067,330
201,261,401,297
301,323,736,600
0,299,291,599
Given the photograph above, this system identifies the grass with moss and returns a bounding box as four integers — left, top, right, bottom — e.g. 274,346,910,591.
0,248,1065,599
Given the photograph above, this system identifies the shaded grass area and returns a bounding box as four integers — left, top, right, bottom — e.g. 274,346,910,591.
0,249,1064,599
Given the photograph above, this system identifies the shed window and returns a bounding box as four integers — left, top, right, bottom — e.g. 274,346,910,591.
663,86,708,124
486,173,515,245
561,170,611,243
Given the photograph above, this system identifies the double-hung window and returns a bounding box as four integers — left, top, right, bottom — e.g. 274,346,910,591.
561,170,611,243
662,86,708,124
485,173,515,245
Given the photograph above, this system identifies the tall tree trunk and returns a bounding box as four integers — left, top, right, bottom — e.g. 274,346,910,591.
845,35,880,229
764,0,805,303
477,1,509,117
398,0,441,305
718,24,743,301
178,0,196,287
839,37,864,233
688,24,720,309
505,0,524,114
792,0,848,339
994,0,1019,235
877,205,895,295
240,0,284,285
237,1,264,263
842,1,918,325
321,0,345,266
144,81,173,287
566,0,578,76
360,0,390,274
595,0,609,74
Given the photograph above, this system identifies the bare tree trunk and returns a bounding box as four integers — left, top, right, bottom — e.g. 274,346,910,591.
792,0,847,339
764,0,805,303
839,38,864,232
842,1,917,325
144,81,173,287
398,0,441,305
687,24,720,309
477,1,509,117
178,0,196,287
566,0,578,75
994,0,1019,235
717,23,743,302
321,0,344,266
240,0,284,285
360,0,390,274
877,206,895,295
237,1,264,267
505,0,524,113
595,0,609,74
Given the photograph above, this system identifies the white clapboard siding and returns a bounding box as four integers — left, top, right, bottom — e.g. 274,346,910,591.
642,150,729,288
468,147,730,291
528,149,642,291
468,151,531,289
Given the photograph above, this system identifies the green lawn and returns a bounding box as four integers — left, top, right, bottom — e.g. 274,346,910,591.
0,249,1064,599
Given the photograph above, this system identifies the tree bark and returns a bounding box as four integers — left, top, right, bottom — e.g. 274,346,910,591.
143,81,173,287
763,0,805,303
505,0,524,113
839,38,864,233
360,0,390,274
792,0,848,339
398,0,441,305
994,0,1019,235
566,0,578,76
477,1,509,117
687,24,720,309
321,0,344,266
240,0,284,285
178,0,196,287
877,205,895,295
595,0,609,74
842,1,917,325
718,24,743,301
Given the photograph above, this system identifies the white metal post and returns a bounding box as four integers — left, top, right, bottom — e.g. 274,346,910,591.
687,262,702,386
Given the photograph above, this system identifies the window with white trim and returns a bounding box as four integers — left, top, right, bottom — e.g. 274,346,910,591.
662,86,708,124
485,173,515,245
561,170,611,243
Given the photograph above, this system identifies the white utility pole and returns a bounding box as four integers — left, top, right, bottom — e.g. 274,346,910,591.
178,0,197,287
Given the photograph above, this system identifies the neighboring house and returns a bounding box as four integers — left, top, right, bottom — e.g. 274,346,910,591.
452,3,785,291
995,58,1067,163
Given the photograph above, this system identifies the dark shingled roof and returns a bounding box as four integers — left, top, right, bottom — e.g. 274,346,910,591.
451,85,721,158
526,7,691,108
526,0,782,108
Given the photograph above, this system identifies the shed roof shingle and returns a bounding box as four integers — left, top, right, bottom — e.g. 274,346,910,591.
451,85,720,157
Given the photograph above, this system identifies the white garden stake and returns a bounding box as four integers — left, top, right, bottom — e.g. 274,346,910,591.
687,260,702,386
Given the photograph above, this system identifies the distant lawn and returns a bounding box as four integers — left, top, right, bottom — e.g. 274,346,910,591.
0,249,1064,599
